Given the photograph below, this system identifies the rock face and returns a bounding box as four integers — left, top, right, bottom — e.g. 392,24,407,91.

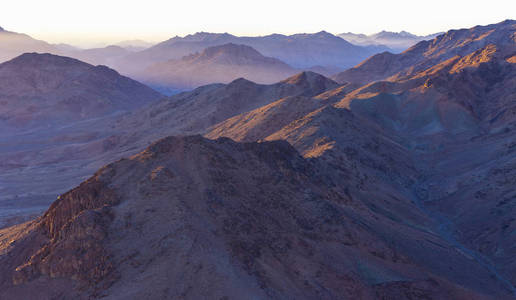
140,43,298,90
0,136,509,299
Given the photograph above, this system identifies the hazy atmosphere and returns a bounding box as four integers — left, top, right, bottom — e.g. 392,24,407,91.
1,0,514,46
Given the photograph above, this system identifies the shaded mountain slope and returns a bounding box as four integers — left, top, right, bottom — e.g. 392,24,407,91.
0,71,337,227
117,71,339,139
0,53,161,226
334,43,516,145
0,136,507,299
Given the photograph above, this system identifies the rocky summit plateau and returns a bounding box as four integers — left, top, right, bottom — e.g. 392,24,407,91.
0,18,515,300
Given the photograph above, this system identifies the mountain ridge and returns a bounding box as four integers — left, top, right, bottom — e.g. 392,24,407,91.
339,30,441,52
334,19,516,85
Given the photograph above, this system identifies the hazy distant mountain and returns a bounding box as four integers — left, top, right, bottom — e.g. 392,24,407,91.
115,39,155,51
140,43,298,90
0,27,383,82
0,26,58,62
69,45,132,66
0,27,129,67
0,53,161,131
115,31,389,75
339,30,442,52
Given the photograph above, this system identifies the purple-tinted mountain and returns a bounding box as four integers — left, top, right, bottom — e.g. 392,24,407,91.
0,53,162,226
0,53,161,131
115,31,388,75
0,27,58,62
339,31,442,53
0,71,337,228
140,43,298,90
0,135,508,299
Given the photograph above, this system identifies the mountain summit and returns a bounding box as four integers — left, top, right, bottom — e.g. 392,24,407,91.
186,43,285,64
0,52,161,130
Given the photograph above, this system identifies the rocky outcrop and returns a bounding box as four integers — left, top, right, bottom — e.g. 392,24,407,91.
9,170,120,295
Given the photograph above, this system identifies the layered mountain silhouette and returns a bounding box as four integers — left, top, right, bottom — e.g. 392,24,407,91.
115,31,388,75
339,31,442,53
0,27,58,62
140,43,298,90
0,19,515,299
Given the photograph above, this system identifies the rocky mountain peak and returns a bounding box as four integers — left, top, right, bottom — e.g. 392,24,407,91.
280,71,339,96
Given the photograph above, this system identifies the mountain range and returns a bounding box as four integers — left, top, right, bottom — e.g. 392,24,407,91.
334,20,516,85
0,28,390,93
0,19,515,299
339,31,442,53
115,31,388,75
0,26,57,62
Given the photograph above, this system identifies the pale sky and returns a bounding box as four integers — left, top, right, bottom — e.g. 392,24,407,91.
1,0,514,47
